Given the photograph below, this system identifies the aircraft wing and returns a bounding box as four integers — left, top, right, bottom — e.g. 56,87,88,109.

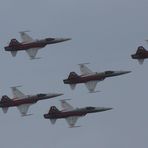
60,100,74,111
17,104,30,116
19,31,34,43
85,80,98,92
26,48,39,59
79,64,93,75
65,116,79,128
11,86,26,99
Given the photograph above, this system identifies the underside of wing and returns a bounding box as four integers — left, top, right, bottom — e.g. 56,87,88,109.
79,64,93,75
17,104,30,116
60,100,74,111
85,81,98,92
26,48,39,59
65,116,79,127
11,87,25,99
19,32,34,43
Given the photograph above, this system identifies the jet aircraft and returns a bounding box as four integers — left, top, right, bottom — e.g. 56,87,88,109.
44,99,112,128
0,86,63,116
63,63,131,93
131,46,148,64
4,31,71,59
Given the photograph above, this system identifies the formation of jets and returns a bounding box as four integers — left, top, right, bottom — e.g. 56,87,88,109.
1,31,145,127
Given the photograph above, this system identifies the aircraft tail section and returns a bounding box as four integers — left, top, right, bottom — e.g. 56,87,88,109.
1,95,12,102
9,39,20,46
2,107,9,113
48,106,60,114
50,119,57,124
11,51,17,57
68,72,79,79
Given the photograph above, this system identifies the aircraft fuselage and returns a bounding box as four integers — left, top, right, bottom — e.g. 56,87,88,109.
44,106,112,119
5,38,71,51
63,71,131,84
0,93,63,108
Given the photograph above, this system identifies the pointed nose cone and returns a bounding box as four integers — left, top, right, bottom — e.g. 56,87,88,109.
113,70,131,76
55,38,71,43
120,70,131,75
49,93,64,98
103,107,113,111
95,107,113,112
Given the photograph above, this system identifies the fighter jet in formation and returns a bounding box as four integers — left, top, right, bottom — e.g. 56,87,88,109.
44,99,112,128
131,46,148,64
4,31,71,59
0,86,63,116
63,63,131,93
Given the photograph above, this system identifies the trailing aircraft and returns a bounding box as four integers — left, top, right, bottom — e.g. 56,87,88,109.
44,99,112,128
0,86,63,116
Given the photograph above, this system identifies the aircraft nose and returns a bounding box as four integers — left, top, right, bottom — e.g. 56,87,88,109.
121,71,131,74
104,107,113,111
115,70,131,75
48,93,64,97
56,38,71,42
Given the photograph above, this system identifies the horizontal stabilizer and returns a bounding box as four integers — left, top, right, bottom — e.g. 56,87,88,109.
11,51,17,57
70,84,76,90
2,107,8,113
138,59,144,65
50,119,57,124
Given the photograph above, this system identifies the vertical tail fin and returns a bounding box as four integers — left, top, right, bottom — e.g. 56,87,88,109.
9,39,20,46
68,72,79,79
48,106,60,114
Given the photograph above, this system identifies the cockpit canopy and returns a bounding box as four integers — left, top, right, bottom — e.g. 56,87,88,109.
104,71,114,75
37,93,47,97
86,106,95,110
45,38,54,42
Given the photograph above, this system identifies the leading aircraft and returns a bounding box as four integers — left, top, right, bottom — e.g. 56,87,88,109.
44,99,112,128
0,86,63,116
4,31,71,59
131,46,148,64
63,63,131,93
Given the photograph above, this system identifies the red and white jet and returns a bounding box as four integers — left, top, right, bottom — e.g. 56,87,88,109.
63,63,131,93
0,86,63,116
44,99,112,128
4,31,71,59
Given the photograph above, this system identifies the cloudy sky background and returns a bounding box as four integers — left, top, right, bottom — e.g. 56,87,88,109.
0,0,148,148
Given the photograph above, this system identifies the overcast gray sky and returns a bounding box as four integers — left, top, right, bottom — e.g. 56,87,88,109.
0,0,148,148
